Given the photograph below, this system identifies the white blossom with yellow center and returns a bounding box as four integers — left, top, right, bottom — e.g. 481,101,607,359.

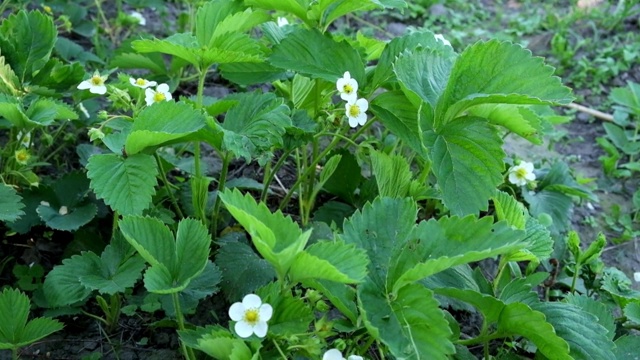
228,294,273,338
129,77,157,89
323,349,364,360
77,71,108,95
508,161,536,186
345,98,368,128
336,71,358,102
145,83,172,106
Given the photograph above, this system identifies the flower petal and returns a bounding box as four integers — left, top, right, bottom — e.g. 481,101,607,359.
356,98,368,112
129,78,137,86
157,83,170,93
259,303,273,322
165,92,173,101
348,116,358,128
77,81,91,90
253,321,268,338
357,113,367,126
336,78,347,92
147,81,157,87
323,349,344,360
91,85,107,95
343,71,350,79
242,294,262,309
234,320,254,338
229,302,245,321
347,356,363,360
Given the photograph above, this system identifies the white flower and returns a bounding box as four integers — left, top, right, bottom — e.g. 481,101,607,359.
58,206,68,216
145,83,172,106
130,11,146,26
323,349,363,360
77,71,108,95
434,33,452,47
508,161,536,186
336,71,358,102
276,17,289,27
634,272,640,282
345,98,368,128
40,201,50,207
228,294,273,338
17,131,31,148
129,77,157,89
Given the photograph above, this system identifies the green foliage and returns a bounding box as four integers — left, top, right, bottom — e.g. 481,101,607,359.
86,153,158,216
0,184,25,222
118,217,215,294
0,288,63,351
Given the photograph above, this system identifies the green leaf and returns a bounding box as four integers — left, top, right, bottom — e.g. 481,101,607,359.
613,335,640,360
195,0,243,47
36,203,97,231
302,279,357,324
86,153,158,216
322,149,363,203
564,294,615,340
492,191,526,230
109,52,167,75
603,122,640,155
0,94,30,128
623,302,640,325
341,197,417,288
118,216,176,268
391,216,524,293
394,47,457,108
126,101,207,155
0,288,63,350
358,282,455,359
370,91,428,158
370,150,412,198
245,0,309,23
533,302,616,360
437,40,573,128
79,252,145,295
372,30,445,89
216,240,276,302
219,62,286,86
0,10,57,82
426,117,505,215
257,282,314,336
497,302,572,359
0,184,25,222
467,104,543,144
197,333,253,360
27,98,78,125
119,217,212,294
161,261,222,316
503,216,553,263
523,189,573,235
213,92,291,163
132,33,200,67
0,52,20,95
218,189,307,279
43,254,95,307
204,32,263,65
29,58,84,92
269,28,365,83
289,241,369,283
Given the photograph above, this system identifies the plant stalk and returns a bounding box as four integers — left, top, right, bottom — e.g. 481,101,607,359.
172,293,195,360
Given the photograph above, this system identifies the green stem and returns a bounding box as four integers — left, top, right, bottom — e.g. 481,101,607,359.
172,293,195,360
279,128,346,211
12,348,18,360
211,152,231,237
112,211,119,237
272,339,288,359
155,153,185,218
570,264,580,294
456,332,504,346
261,149,294,202
193,70,207,178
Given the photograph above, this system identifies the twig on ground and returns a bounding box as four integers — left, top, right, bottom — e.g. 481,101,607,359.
566,103,614,122
273,174,289,194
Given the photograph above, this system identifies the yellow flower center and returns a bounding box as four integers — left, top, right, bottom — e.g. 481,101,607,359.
15,149,30,164
244,309,259,325
136,78,146,86
348,104,360,117
43,5,52,14
515,167,528,179
153,92,166,102
343,84,353,94
91,75,104,86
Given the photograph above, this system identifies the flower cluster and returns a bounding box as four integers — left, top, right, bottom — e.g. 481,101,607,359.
336,71,368,128
507,161,536,186
77,72,172,107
